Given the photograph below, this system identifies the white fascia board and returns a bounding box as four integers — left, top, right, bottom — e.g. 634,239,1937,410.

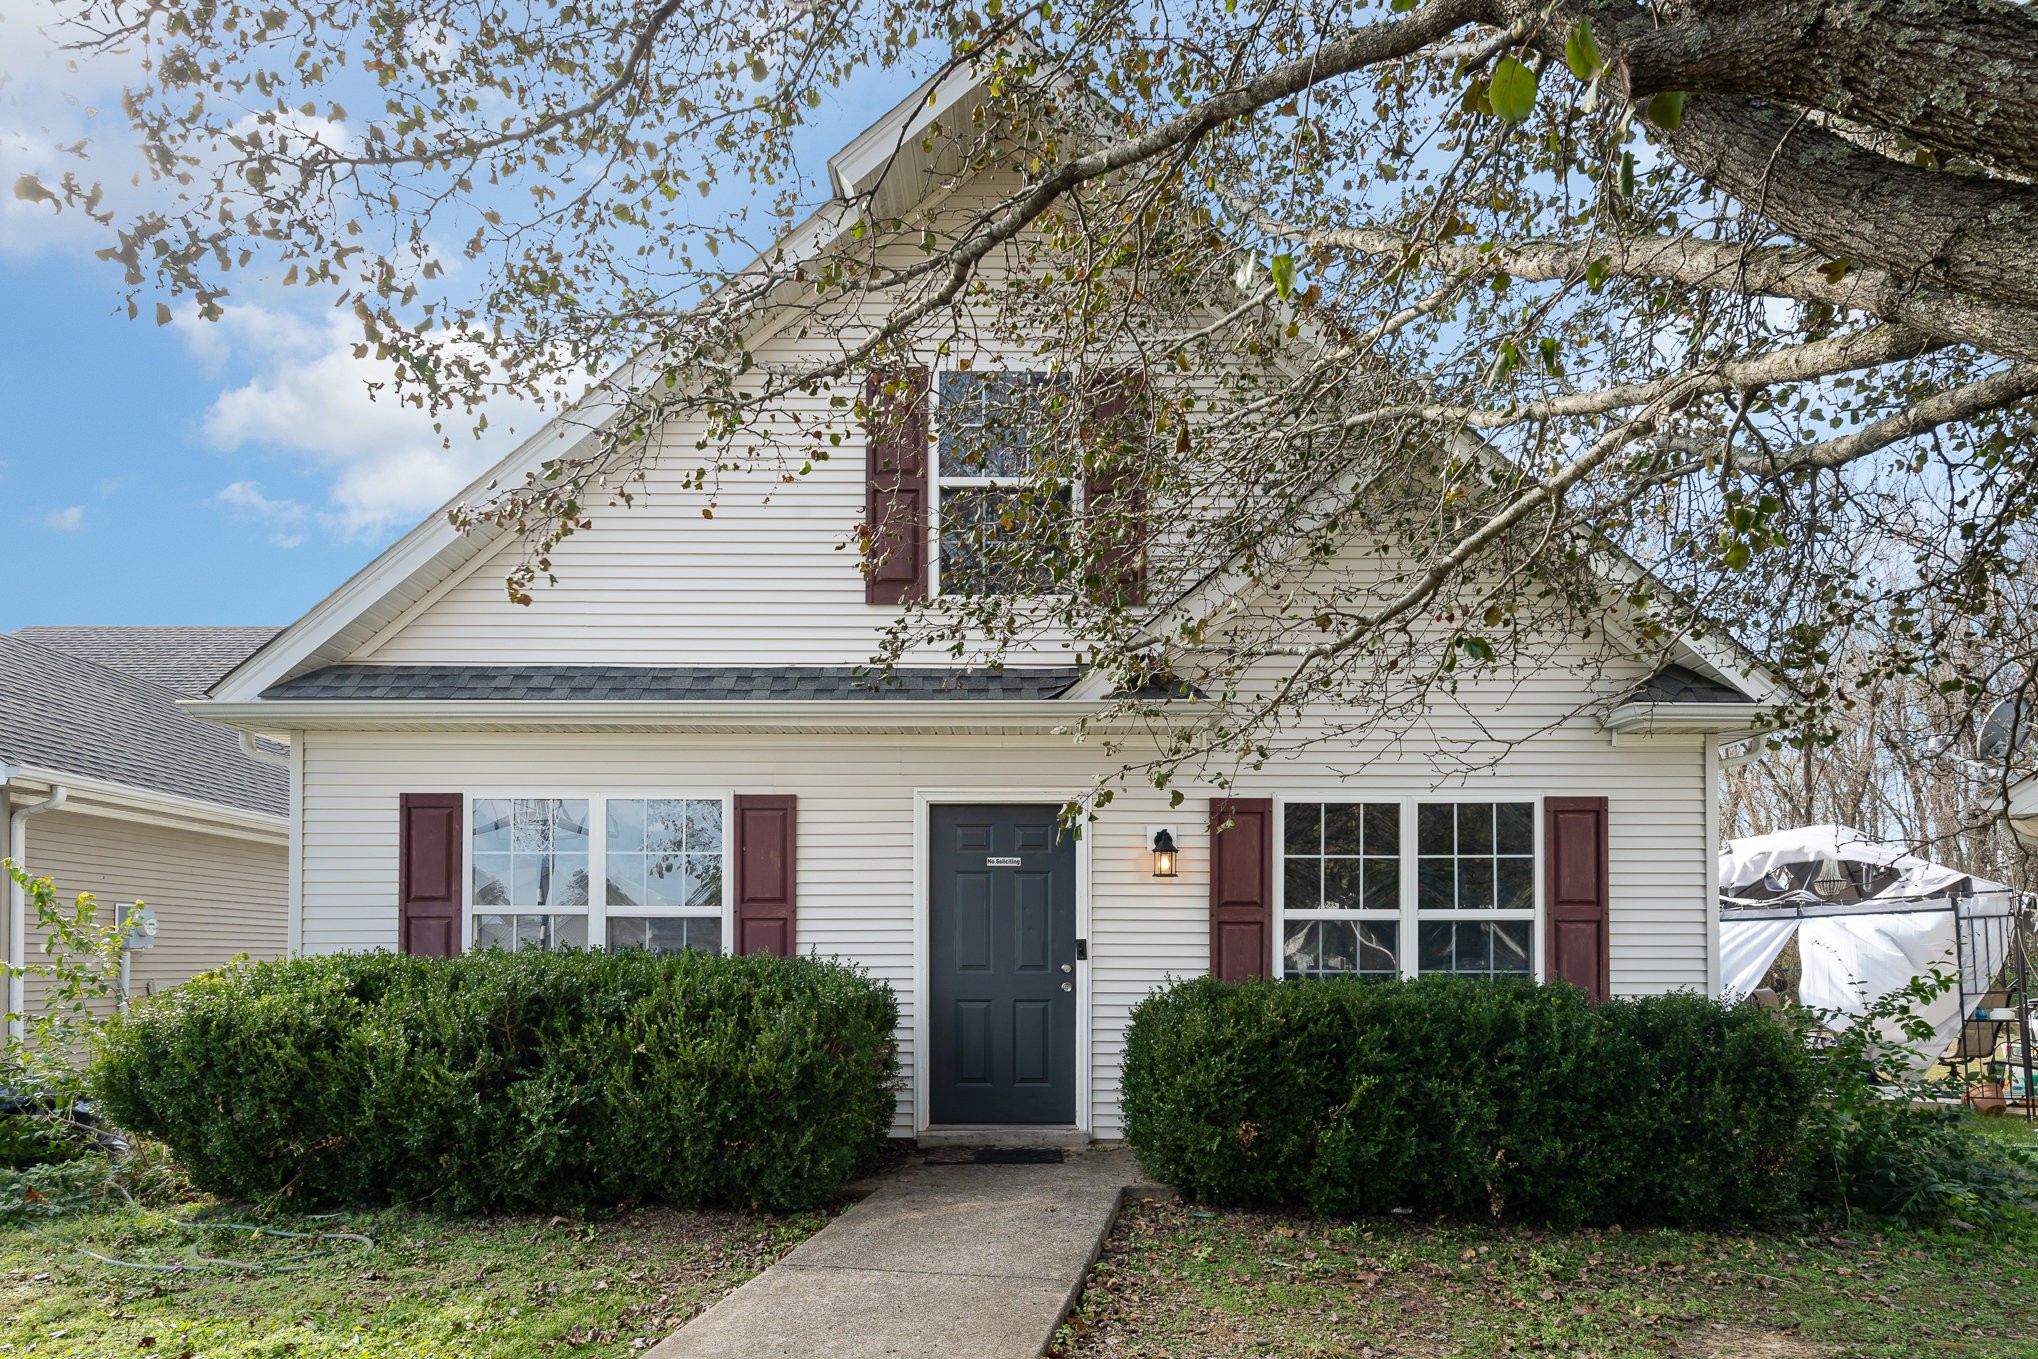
0,764,288,843
828,65,983,201
1599,701,1773,736
189,698,1126,737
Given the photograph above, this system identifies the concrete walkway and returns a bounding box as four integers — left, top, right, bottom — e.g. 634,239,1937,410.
646,1148,1148,1359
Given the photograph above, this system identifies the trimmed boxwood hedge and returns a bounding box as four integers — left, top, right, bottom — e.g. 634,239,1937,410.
1120,975,1817,1225
88,947,898,1212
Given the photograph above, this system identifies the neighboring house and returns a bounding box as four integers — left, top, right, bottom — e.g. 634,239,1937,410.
2009,776,2038,851
191,65,1774,1139
2,628,288,1024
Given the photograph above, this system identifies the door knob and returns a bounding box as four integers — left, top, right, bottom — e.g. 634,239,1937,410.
1060,981,1073,992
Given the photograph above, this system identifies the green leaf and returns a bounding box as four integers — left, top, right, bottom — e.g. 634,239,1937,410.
1390,0,1418,10
1488,57,1538,124
1563,18,1603,80
1269,252,1297,300
1646,91,1686,130
1618,149,1636,198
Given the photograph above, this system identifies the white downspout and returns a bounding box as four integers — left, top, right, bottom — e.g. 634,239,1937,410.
7,784,69,1041
239,730,290,768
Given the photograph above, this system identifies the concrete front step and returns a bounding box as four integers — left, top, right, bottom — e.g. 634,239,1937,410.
914,1125,1093,1150
645,1147,1147,1359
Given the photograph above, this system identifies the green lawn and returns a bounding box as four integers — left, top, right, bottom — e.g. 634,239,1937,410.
1058,1117,2038,1359
0,1198,824,1358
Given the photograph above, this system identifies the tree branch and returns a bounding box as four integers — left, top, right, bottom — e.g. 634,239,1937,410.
1318,324,1937,436
330,0,685,169
1736,363,2038,474
1271,224,2038,363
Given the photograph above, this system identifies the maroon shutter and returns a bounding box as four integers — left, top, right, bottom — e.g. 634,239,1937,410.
398,793,463,958
1545,796,1610,1000
1209,798,1273,981
734,794,797,958
863,367,930,605
1082,371,1148,606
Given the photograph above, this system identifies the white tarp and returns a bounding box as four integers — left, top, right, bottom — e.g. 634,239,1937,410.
1720,823,1977,902
1718,825,2022,1070
1720,917,1798,999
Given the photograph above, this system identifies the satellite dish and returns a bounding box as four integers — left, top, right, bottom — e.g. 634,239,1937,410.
1979,696,2032,761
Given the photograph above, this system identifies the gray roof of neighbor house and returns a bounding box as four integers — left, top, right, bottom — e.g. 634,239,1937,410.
0,633,287,816
1628,663,1755,705
261,664,1204,703
13,625,281,698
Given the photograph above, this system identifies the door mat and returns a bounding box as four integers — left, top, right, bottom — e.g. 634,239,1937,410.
968,1148,1065,1165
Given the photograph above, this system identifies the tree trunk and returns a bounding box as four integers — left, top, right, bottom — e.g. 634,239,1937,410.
1660,93,2038,310
1617,0,2038,180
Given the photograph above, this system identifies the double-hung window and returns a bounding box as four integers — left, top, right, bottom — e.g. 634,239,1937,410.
1279,799,1539,980
468,794,727,954
934,370,1074,595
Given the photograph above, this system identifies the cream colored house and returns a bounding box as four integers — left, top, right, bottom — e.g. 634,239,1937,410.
191,64,1774,1139
3,628,287,1021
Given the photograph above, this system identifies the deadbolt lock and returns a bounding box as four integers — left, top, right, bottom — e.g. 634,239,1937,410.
1061,963,1073,973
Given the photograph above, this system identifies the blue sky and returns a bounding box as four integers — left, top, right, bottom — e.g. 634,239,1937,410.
0,3,909,631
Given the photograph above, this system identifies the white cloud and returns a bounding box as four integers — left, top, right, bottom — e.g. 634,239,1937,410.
189,304,528,541
212,480,308,547
43,504,83,531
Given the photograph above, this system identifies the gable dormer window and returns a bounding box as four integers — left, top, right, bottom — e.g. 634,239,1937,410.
935,370,1074,596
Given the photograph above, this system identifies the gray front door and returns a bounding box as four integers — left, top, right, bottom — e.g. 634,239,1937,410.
929,804,1078,1125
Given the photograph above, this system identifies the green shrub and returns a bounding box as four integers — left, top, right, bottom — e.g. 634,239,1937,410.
88,948,898,1212
1120,975,1816,1226
1798,970,2038,1226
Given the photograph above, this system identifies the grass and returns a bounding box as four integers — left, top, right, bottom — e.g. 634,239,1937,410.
1057,1116,2038,1359
1,1190,825,1358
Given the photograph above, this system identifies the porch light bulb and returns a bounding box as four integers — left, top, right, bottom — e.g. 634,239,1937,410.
1152,828,1178,878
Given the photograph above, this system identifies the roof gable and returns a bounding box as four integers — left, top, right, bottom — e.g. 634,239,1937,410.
206,44,1776,711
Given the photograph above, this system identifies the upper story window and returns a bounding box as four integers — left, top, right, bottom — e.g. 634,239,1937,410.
469,794,726,955
1279,799,1539,982
935,370,1073,596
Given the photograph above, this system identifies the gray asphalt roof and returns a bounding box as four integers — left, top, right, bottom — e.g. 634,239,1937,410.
13,626,280,698
261,664,1205,703
1629,664,1755,704
263,664,1093,701
0,633,287,817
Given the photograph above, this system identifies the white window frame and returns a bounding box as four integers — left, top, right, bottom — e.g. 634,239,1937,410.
462,791,735,954
1273,795,1545,982
929,368,1079,598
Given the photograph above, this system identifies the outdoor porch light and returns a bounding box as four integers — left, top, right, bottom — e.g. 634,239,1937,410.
1151,827,1178,878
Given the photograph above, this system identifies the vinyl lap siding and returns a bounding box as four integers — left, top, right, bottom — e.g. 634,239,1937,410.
20,809,287,1011
297,723,1706,1137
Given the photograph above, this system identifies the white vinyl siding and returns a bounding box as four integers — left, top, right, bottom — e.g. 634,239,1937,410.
18,808,287,1013
296,720,1709,1138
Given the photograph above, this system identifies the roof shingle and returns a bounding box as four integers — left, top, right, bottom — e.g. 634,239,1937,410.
262,664,1091,702
1627,663,1754,705
0,634,286,816
13,625,280,698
